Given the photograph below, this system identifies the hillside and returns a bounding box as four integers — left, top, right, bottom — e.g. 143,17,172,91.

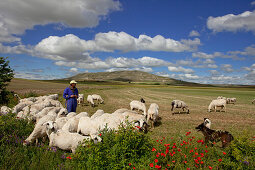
66,70,199,85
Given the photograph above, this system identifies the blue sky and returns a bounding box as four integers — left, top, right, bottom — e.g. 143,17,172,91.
0,0,255,84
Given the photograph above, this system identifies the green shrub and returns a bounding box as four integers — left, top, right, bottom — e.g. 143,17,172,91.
69,123,153,169
23,91,39,98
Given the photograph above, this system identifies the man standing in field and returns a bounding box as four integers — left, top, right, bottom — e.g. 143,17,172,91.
63,80,79,113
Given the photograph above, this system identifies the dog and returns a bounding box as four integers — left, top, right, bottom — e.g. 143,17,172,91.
204,118,211,129
195,122,234,148
140,98,145,103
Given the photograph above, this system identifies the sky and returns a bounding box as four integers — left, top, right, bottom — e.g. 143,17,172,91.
0,0,255,84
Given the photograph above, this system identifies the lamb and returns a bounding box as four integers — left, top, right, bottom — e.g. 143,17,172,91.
91,109,105,119
130,100,147,116
171,100,189,114
208,99,226,112
226,98,236,104
0,106,11,115
23,110,67,145
77,94,84,105
204,118,211,129
44,121,92,153
91,94,104,104
147,103,159,129
87,95,95,107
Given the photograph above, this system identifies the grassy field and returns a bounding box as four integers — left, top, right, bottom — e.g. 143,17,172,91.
7,78,255,139
2,78,255,169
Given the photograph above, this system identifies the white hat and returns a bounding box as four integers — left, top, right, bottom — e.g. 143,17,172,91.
70,80,77,84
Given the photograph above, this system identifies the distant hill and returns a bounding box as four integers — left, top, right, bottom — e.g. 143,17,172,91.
65,70,200,86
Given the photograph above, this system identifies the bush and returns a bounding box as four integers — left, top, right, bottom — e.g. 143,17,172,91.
23,91,39,98
69,123,153,169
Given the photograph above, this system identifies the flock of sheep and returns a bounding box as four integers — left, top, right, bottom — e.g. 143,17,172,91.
0,92,254,154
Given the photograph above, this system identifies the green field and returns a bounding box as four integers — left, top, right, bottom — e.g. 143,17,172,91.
1,79,255,169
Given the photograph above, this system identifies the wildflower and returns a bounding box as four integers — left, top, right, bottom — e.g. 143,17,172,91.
167,164,170,166
155,165,161,169
99,133,102,136
195,152,199,155
200,153,204,157
173,143,176,145
194,147,197,150
205,150,208,153
189,150,194,153
200,161,204,164
161,153,166,157
155,159,158,163
152,148,156,151
208,166,213,169
223,152,226,155
149,163,154,167
187,168,190,170
218,159,222,162
66,156,72,160
243,161,249,165
136,126,141,129
197,157,201,160
133,167,135,169
186,131,191,136
156,154,159,157
129,163,131,166
163,137,165,139
172,160,175,163
213,142,216,144
184,161,187,164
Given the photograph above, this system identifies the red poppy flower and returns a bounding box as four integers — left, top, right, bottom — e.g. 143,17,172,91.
197,157,201,160
200,153,204,157
205,150,208,153
218,159,222,162
155,165,161,169
99,133,102,136
187,168,190,170
223,152,226,155
172,160,175,163
195,152,199,155
189,150,194,153
167,164,170,166
129,163,131,166
133,167,135,169
149,163,154,167
152,148,156,151
184,161,187,164
200,161,204,164
208,166,213,169
156,154,159,157
155,159,158,163
161,153,166,157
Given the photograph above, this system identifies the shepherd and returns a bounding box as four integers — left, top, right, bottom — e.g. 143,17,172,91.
63,80,79,113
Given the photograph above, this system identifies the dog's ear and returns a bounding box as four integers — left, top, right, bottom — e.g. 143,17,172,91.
204,118,207,121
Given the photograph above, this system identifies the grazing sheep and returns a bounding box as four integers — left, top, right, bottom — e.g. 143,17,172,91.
217,96,226,100
130,100,147,116
147,103,159,129
122,111,149,133
20,97,36,103
87,95,95,107
91,94,104,104
140,98,145,103
14,93,21,101
62,112,88,133
66,112,77,119
204,118,211,129
16,106,30,119
91,110,105,119
0,106,11,115
226,98,236,104
77,94,84,105
75,112,89,119
33,107,62,123
29,100,53,116
23,110,67,145
171,100,189,114
112,108,129,115
44,121,91,153
208,99,226,112
12,101,33,114
47,94,59,100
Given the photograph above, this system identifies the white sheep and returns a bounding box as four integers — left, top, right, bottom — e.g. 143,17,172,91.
204,118,211,129
147,103,159,129
112,108,129,115
61,112,88,133
91,94,104,104
23,110,67,145
0,106,11,115
29,100,53,116
208,99,226,112
91,109,105,119
217,96,226,100
77,94,84,105
226,98,236,104
75,112,89,119
19,97,36,103
16,106,30,119
66,112,77,119
47,94,59,100
130,100,147,116
33,107,62,123
12,101,33,114
44,121,91,153
171,100,189,114
87,95,95,107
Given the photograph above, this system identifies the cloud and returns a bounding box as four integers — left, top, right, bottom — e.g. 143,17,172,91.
168,66,194,73
220,64,234,73
209,70,219,75
69,68,79,73
55,56,172,71
175,58,218,69
35,32,201,59
0,0,121,43
170,73,200,80
229,44,255,56
14,71,60,80
207,11,255,33
192,51,244,60
251,1,255,6
189,30,200,37
106,67,153,73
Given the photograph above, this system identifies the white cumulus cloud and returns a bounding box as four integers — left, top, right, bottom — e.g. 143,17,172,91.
189,30,200,37
168,66,194,74
207,11,255,33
